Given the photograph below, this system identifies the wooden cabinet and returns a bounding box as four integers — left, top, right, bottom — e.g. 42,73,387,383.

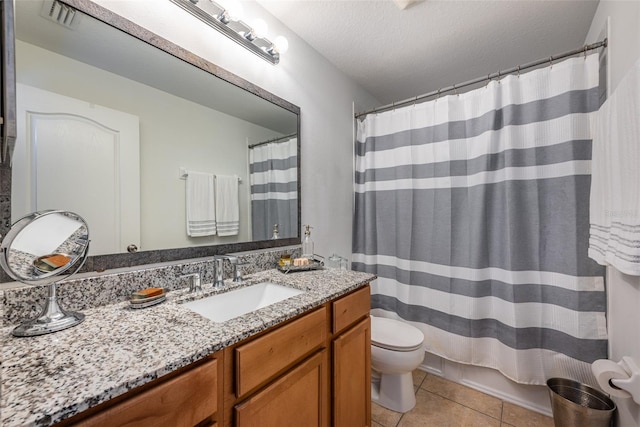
54,284,370,427
62,356,221,427
222,307,330,426
224,284,371,427
234,307,327,398
235,350,328,427
333,317,371,427
331,286,371,427
332,286,371,335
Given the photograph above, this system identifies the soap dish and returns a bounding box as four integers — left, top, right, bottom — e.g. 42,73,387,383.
129,293,166,309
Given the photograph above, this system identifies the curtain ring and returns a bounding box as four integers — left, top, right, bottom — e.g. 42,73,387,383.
497,70,501,84
436,88,440,101
549,56,553,68
392,101,396,112
486,74,491,88
517,65,520,78
453,84,458,96
584,45,588,60
413,95,418,107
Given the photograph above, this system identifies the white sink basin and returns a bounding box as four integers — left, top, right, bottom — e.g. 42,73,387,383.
182,282,305,322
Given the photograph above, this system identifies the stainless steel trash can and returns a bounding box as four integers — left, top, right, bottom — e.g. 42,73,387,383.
547,378,616,427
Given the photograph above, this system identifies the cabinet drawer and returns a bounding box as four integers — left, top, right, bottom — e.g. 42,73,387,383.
77,358,218,427
332,285,370,334
235,307,327,397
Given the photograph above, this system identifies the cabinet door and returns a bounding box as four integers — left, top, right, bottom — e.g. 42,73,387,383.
235,350,328,427
333,317,371,427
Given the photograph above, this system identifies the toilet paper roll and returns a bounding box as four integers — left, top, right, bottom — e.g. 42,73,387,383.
592,359,632,398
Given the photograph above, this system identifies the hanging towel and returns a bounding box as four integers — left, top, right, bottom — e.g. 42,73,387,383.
186,171,217,237
589,58,640,275
216,175,240,236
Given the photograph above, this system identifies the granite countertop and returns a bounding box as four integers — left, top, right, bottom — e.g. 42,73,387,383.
0,268,375,427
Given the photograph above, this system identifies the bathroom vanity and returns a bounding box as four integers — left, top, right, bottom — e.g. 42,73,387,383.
0,269,374,427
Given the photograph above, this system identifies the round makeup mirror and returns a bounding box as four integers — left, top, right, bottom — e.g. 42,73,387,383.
0,210,90,337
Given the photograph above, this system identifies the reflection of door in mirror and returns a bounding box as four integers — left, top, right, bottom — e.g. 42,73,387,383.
12,83,140,256
249,136,298,240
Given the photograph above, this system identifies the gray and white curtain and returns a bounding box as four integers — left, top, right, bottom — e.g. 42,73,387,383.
353,55,607,384
249,138,298,240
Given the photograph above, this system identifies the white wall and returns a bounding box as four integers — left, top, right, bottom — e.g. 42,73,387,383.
585,2,640,426
16,40,284,251
91,0,380,261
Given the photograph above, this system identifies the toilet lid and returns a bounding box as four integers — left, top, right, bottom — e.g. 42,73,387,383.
371,316,424,351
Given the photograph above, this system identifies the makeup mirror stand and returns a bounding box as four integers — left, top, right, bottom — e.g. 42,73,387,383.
12,282,86,337
0,210,90,337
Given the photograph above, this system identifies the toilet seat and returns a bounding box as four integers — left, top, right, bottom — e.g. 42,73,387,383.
371,316,424,352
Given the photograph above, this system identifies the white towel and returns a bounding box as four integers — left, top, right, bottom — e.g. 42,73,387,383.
215,175,240,236
589,58,640,275
186,171,216,237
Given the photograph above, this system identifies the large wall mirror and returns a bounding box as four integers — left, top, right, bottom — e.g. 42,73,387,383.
2,0,300,275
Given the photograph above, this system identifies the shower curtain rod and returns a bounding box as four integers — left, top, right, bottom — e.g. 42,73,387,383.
248,133,297,149
355,38,608,119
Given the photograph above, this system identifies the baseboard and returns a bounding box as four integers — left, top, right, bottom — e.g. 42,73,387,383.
458,377,552,417
418,353,553,417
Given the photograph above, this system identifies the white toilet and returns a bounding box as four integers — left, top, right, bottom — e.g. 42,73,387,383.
370,316,425,413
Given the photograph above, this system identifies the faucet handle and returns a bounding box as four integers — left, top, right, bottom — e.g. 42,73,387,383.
179,273,201,293
233,262,248,282
213,257,226,288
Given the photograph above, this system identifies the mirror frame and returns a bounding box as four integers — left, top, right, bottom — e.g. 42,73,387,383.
0,0,301,280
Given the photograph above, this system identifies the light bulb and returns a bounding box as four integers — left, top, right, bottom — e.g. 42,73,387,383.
218,0,243,21
251,18,268,39
274,35,289,54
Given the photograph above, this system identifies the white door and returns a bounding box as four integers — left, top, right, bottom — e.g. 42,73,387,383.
12,83,140,256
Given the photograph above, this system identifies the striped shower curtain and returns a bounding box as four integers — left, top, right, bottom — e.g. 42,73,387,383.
249,137,298,240
353,55,607,385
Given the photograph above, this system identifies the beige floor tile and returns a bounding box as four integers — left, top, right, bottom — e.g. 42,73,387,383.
398,389,500,427
372,421,386,427
412,369,427,387
501,402,554,427
420,374,503,420
372,401,403,427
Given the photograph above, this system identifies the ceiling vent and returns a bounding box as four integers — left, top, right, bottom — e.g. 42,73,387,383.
40,0,82,30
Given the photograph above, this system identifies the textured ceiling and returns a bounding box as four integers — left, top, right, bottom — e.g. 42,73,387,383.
258,0,600,106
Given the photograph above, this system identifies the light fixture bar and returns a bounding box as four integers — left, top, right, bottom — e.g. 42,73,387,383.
170,0,279,64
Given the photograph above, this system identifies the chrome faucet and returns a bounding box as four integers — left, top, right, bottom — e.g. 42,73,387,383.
229,257,248,283
180,273,201,293
213,256,228,288
213,255,247,287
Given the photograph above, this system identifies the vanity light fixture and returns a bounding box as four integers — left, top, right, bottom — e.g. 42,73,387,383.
170,0,288,64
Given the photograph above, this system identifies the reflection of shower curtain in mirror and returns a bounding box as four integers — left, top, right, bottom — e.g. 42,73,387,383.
249,138,298,240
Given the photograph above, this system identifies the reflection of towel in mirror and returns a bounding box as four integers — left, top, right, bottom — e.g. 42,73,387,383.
216,175,240,236
186,171,216,237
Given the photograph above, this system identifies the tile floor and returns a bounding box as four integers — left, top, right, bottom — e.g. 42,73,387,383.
372,370,555,427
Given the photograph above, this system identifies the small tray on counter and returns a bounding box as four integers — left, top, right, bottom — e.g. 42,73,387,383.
277,255,324,274
129,290,167,309
129,295,166,309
